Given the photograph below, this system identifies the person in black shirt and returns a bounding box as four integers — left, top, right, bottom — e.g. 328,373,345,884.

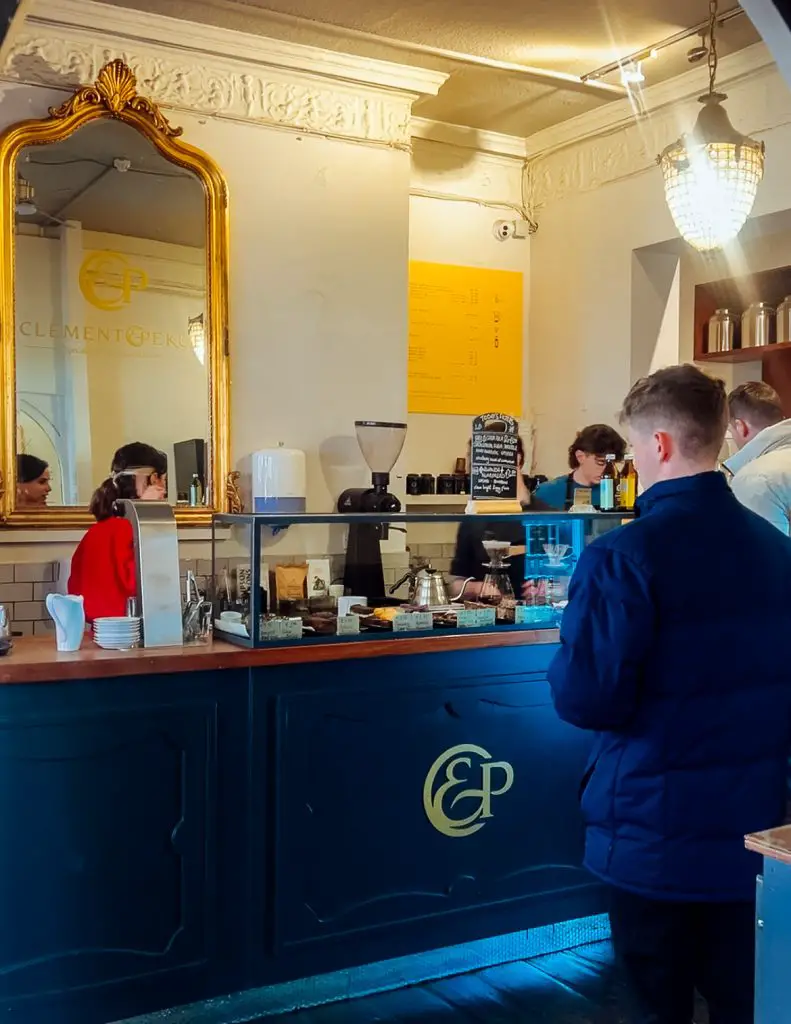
449,434,531,598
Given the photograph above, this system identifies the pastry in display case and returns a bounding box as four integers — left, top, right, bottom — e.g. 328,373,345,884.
210,511,627,648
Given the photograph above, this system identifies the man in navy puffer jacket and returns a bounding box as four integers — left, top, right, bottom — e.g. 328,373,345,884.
549,364,791,1024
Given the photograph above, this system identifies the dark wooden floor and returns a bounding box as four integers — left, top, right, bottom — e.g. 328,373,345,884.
259,941,635,1023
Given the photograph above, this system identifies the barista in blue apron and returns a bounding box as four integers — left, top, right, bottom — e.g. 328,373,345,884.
533,424,626,510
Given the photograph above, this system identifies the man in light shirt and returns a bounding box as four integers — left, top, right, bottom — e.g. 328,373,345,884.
725,381,791,535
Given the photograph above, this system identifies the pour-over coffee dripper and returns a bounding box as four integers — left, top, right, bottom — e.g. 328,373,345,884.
479,537,515,606
482,538,511,566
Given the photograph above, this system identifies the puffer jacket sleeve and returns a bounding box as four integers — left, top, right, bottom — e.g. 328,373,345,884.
730,471,791,536
548,544,655,732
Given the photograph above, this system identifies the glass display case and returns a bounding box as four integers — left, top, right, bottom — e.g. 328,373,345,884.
210,511,627,648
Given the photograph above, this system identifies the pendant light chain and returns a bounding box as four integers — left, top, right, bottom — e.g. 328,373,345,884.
707,0,719,96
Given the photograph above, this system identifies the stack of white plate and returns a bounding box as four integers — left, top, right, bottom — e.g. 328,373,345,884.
93,616,142,650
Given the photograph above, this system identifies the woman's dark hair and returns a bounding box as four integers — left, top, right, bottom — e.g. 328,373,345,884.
90,442,168,521
567,424,626,469
17,453,48,484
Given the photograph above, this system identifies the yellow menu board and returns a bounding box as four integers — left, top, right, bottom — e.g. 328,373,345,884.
408,261,523,417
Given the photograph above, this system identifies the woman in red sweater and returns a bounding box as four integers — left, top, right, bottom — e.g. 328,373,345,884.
68,442,168,621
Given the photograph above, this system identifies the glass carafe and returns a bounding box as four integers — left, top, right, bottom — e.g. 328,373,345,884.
479,564,515,606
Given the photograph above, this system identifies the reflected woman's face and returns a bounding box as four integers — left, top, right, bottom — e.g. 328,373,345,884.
18,468,51,507
134,470,167,501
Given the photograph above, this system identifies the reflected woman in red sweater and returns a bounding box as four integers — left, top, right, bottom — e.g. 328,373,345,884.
68,442,168,621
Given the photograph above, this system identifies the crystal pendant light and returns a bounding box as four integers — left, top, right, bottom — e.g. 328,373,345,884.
658,0,765,253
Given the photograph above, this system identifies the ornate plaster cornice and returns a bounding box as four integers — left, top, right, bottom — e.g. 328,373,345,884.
2,0,448,147
411,117,527,162
526,42,783,211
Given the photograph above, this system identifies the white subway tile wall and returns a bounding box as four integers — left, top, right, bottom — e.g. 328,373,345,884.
1,546,445,635
0,562,58,636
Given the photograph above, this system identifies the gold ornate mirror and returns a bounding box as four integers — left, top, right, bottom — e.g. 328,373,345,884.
0,60,231,526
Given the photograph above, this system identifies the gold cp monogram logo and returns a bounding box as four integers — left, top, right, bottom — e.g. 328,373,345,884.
423,743,514,838
79,250,149,311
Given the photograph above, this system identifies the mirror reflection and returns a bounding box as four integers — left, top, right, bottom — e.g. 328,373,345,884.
14,118,209,509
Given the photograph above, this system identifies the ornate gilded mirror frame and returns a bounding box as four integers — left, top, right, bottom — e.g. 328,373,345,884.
0,60,232,527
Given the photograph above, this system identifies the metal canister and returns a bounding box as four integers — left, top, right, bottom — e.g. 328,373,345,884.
742,302,775,349
707,309,737,353
777,296,791,346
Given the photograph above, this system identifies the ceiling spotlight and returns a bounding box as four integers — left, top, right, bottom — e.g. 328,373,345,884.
621,61,645,85
688,33,708,63
649,48,659,60
15,175,36,216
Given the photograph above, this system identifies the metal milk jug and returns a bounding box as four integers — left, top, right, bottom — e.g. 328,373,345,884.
742,302,775,349
707,309,737,353
777,296,791,345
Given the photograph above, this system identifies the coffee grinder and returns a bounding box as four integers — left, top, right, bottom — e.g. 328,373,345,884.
338,420,407,599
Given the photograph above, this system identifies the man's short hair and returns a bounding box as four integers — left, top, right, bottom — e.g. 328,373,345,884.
566,424,626,470
727,381,784,430
621,364,727,460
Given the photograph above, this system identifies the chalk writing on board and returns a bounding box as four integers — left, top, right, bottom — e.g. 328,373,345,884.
471,413,519,501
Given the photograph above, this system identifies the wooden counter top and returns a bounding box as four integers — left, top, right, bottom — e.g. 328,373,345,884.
746,825,791,866
0,629,559,684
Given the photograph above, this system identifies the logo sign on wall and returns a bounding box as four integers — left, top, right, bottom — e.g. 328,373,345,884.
423,743,514,838
79,251,149,311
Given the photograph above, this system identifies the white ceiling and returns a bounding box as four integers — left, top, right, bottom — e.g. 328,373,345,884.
17,119,206,248
94,0,761,135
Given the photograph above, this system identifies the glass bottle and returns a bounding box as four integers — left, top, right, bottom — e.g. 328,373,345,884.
619,454,638,510
599,454,617,511
189,473,202,507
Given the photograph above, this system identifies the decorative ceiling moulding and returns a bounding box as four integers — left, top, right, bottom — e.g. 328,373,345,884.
526,42,780,211
3,0,448,148
411,117,528,163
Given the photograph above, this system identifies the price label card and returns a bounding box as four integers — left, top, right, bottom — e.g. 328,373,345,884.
412,611,434,632
515,604,532,626
280,617,303,640
394,611,434,633
393,613,416,633
476,607,496,627
337,614,360,636
457,609,480,629
261,618,283,640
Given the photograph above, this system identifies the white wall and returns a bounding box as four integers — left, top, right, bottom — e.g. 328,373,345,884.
212,117,411,512
405,135,531,477
527,58,791,475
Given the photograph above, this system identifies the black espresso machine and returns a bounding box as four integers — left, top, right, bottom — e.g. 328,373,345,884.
338,420,407,599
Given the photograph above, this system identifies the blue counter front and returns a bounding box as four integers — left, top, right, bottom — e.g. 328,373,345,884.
0,635,604,1023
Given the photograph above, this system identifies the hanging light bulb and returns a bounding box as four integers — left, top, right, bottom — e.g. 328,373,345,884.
659,0,765,253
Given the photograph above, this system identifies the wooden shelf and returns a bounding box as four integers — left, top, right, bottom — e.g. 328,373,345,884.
694,264,791,360
697,341,791,364
693,263,791,412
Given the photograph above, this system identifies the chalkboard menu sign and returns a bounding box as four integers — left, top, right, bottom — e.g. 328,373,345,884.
471,413,519,501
